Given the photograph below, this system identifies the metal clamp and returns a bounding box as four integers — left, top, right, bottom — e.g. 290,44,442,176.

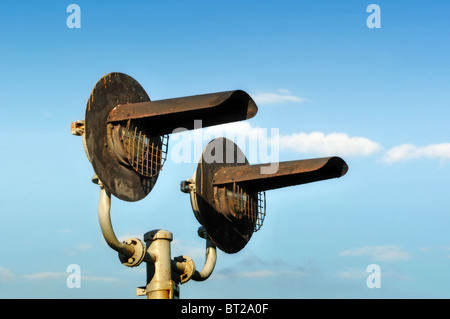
119,238,146,268
173,256,196,284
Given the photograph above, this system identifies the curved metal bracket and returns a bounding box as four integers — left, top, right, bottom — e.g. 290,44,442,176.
171,227,217,283
119,238,146,267
192,229,217,282
95,178,150,267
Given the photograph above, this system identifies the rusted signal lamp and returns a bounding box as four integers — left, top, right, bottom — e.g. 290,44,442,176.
72,72,257,202
181,138,348,253
71,72,349,298
71,73,259,298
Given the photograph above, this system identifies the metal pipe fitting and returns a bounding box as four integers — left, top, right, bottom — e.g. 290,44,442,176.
97,186,135,258
97,183,152,266
144,230,174,299
192,235,217,281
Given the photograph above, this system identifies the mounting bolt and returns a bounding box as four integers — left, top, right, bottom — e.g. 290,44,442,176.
180,179,195,193
197,226,208,239
71,120,85,136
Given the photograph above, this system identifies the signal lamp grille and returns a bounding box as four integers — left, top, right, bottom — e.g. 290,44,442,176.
228,183,266,232
122,120,169,177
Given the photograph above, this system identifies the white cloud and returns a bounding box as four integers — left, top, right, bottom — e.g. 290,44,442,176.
22,272,68,280
337,267,414,282
251,90,304,105
339,245,410,262
240,269,278,278
213,268,307,280
80,275,120,283
382,143,450,164
0,267,15,282
278,131,382,157
22,271,119,282
336,268,368,279
209,123,448,163
203,122,381,158
173,118,450,163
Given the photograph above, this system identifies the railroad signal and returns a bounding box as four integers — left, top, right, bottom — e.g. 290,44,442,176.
181,138,348,253
71,72,349,299
72,72,257,201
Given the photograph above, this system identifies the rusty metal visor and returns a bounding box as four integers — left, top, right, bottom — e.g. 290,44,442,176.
84,73,258,202
212,156,348,193
106,90,258,136
187,138,348,254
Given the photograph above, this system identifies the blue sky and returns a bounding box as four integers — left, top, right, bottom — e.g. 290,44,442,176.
1,0,450,298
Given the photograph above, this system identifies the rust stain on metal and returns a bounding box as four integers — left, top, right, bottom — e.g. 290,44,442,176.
105,90,258,135
188,139,348,253
212,157,348,193
71,120,85,136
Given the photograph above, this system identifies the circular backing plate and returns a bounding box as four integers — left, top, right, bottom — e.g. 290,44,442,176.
85,72,158,202
194,137,253,253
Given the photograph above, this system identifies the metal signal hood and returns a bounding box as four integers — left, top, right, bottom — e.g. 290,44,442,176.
73,72,258,202
182,138,348,254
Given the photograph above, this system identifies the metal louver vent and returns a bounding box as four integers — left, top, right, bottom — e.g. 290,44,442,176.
122,120,169,178
226,184,266,232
